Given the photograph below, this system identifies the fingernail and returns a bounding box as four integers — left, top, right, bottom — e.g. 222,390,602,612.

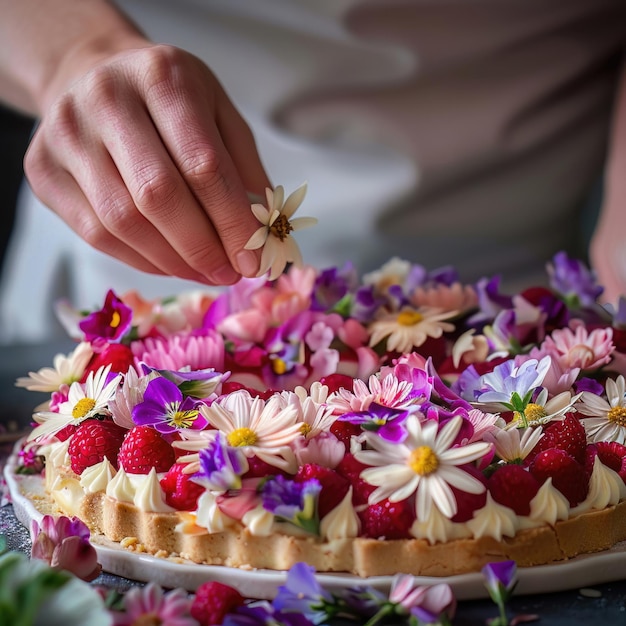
236,250,259,277
211,263,238,285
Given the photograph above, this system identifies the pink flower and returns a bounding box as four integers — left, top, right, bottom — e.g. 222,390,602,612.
31,515,101,581
541,320,614,371
113,582,196,626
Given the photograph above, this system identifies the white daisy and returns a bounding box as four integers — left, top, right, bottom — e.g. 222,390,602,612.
484,426,544,463
244,183,317,281
15,342,93,392
355,415,491,519
505,389,582,429
28,365,121,441
368,307,457,353
196,390,304,472
576,375,626,444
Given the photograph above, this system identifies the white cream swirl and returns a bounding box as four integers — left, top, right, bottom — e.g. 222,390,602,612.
466,493,519,540
242,505,274,536
571,456,626,515
520,478,570,528
80,459,116,494
133,468,174,513
194,491,235,533
106,466,135,503
410,506,471,544
320,487,360,541
45,439,71,469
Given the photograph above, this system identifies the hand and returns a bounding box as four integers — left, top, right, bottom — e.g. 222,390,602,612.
24,43,270,284
590,216,626,305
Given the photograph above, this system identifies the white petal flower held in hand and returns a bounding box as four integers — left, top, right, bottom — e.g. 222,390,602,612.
244,183,317,280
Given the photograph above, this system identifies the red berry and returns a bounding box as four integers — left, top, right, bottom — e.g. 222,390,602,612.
55,424,77,442
191,581,244,626
319,374,354,394
67,419,127,475
243,455,286,479
586,442,626,483
117,425,176,474
529,448,589,507
359,497,415,539
160,462,205,510
450,465,488,522
335,453,375,505
330,420,362,451
487,464,541,516
525,414,587,465
82,343,135,380
294,463,350,517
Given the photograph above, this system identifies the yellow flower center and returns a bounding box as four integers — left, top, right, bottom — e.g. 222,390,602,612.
270,214,294,241
519,403,547,424
170,409,200,429
110,310,121,328
607,406,626,428
396,310,424,326
300,423,312,437
72,397,96,419
408,445,439,476
272,357,288,375
227,427,258,447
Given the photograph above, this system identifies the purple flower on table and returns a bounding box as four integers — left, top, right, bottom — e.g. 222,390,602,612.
193,432,249,491
338,402,412,443
30,514,101,582
141,363,227,400
112,582,196,626
547,251,604,308
409,583,457,625
224,602,315,626
132,376,208,434
273,563,333,624
482,561,517,599
79,289,132,343
261,475,321,534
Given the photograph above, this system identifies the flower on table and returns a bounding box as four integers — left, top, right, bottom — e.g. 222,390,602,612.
244,183,318,281
112,582,196,626
28,365,121,441
576,375,626,444
30,515,101,582
15,341,93,392
131,376,209,435
261,475,321,535
482,560,524,626
356,414,491,520
79,289,133,343
368,306,457,353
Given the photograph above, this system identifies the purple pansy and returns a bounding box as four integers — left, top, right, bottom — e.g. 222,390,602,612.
79,289,132,343
224,603,315,626
339,402,412,442
261,475,321,534
132,376,208,434
482,560,517,602
193,433,249,491
547,251,603,308
141,364,227,400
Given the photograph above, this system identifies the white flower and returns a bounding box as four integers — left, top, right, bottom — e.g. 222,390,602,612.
576,375,626,444
28,365,121,441
505,388,582,429
244,183,317,280
15,342,93,392
484,426,544,463
368,307,457,353
355,415,491,519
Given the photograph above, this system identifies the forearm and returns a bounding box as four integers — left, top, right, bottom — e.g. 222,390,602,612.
0,0,148,115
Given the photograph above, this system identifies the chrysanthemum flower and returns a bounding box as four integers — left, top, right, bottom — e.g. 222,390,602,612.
29,365,121,441
356,415,491,519
15,342,93,392
368,307,457,353
576,375,626,444
244,183,317,281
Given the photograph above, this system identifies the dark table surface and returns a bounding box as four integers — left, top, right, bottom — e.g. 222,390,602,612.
2,342,626,625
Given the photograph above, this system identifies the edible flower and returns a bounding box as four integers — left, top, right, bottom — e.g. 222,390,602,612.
79,289,133,343
261,475,321,535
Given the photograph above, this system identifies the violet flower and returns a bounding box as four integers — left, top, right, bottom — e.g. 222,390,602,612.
468,275,514,326
141,364,227,399
79,289,132,343
132,376,209,434
547,251,603,308
482,560,517,626
273,562,333,624
224,602,315,626
193,432,249,491
338,402,411,442
261,475,321,534
311,264,358,312
30,515,101,582
409,583,456,625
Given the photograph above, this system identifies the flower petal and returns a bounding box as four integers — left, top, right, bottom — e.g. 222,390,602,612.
282,182,307,219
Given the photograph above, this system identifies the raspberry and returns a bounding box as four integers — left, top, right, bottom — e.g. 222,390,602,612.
450,465,488,522
82,343,135,380
529,448,589,507
359,497,415,539
55,424,77,442
67,419,127,475
191,581,244,625
243,455,286,479
487,464,541,516
330,420,362,451
294,463,350,517
586,441,626,483
525,414,587,465
335,453,375,505
117,425,176,474
160,462,205,510
319,374,354,394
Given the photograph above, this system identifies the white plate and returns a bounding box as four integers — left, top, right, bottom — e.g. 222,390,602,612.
5,449,626,601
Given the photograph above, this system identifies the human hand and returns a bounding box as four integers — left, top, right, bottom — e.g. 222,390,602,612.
24,43,270,285
590,218,626,306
